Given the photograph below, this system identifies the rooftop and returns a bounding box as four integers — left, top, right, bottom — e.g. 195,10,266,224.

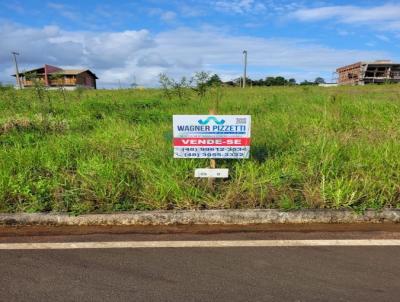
12,65,98,79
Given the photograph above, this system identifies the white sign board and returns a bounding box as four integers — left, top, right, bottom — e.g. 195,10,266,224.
173,115,251,159
195,168,229,178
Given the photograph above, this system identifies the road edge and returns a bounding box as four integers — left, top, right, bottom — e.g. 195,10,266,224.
0,209,399,226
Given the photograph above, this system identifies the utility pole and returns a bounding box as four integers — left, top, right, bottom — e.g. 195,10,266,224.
131,75,138,88
12,52,22,89
242,50,247,88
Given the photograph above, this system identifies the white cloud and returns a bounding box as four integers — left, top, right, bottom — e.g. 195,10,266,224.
47,2,79,21
160,11,177,22
154,27,386,70
337,30,350,36
290,4,400,31
148,8,177,23
376,34,390,42
215,0,265,14
0,23,390,87
2,1,25,14
0,23,154,68
179,5,205,17
213,0,303,15
137,53,171,68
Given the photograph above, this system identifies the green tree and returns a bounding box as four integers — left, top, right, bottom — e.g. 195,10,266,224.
193,71,210,99
300,80,316,86
264,76,288,86
251,79,264,86
265,77,276,86
26,72,46,102
274,76,287,86
206,74,222,87
158,73,174,100
158,73,193,101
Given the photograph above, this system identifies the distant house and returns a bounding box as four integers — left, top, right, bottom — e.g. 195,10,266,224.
336,60,400,85
12,64,98,89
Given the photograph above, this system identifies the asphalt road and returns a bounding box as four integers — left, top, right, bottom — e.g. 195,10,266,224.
1,225,400,302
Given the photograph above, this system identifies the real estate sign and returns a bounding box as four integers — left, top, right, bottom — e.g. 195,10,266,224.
173,115,251,159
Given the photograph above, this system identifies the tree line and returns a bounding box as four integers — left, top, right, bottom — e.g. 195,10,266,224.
158,72,327,88
158,72,328,102
217,75,326,86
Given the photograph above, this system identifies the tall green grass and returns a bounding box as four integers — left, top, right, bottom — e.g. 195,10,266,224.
0,86,399,213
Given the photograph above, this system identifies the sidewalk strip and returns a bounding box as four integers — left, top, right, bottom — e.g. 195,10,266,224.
1,239,400,250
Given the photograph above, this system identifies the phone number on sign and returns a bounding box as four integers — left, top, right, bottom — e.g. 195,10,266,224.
177,147,248,152
178,152,247,158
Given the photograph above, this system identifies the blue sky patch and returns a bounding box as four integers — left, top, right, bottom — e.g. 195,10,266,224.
1,0,399,87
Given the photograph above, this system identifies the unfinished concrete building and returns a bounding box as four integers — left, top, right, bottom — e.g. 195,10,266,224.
336,60,400,85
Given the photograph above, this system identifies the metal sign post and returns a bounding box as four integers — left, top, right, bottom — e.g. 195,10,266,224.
208,109,216,189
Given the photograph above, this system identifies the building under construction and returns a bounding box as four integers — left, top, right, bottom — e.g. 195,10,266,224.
336,60,400,85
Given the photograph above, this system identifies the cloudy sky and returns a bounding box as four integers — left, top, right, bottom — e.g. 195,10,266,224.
1,0,399,87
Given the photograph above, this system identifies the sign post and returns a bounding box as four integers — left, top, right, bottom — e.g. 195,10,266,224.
208,109,216,189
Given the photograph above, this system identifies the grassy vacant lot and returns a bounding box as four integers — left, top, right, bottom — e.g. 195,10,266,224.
0,85,399,213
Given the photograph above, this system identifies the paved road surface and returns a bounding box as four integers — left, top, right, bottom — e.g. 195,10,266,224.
1,225,400,302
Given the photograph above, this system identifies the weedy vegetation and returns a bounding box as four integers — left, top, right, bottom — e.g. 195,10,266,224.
0,84,400,213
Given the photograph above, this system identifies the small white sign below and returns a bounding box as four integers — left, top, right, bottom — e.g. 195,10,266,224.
194,168,229,178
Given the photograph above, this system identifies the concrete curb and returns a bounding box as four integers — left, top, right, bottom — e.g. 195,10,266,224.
0,209,399,226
